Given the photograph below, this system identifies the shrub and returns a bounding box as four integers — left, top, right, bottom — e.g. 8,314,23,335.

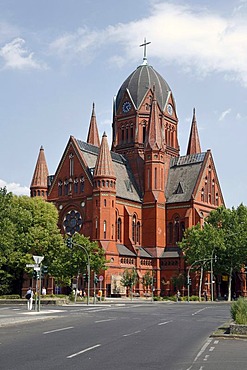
231,298,247,325
0,295,20,299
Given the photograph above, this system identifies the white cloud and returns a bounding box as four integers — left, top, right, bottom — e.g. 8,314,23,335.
0,38,47,70
49,2,247,86
219,108,232,121
0,179,29,196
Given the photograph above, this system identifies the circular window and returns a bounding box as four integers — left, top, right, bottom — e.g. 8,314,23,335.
63,210,83,235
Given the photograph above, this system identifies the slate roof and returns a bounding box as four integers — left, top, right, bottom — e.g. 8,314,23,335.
115,64,171,111
166,153,206,203
76,140,141,202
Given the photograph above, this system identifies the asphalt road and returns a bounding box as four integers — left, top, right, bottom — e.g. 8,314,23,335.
0,302,246,370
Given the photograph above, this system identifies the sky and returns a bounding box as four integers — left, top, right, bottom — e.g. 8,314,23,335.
0,0,246,208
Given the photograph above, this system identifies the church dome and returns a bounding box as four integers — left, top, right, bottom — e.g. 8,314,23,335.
115,63,171,112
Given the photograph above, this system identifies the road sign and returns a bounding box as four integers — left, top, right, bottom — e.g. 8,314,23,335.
34,267,41,271
33,255,44,264
99,275,104,282
26,264,37,268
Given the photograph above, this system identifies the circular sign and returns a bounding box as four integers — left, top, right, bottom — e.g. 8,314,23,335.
99,275,104,282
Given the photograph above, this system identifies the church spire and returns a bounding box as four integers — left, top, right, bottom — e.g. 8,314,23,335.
87,102,100,147
30,146,49,198
145,86,165,151
94,132,115,178
186,108,201,155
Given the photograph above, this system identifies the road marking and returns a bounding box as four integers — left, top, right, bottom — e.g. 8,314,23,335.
67,344,101,358
123,330,141,337
193,338,212,363
209,346,215,352
43,326,74,335
192,307,207,316
214,340,219,344
158,320,173,326
203,354,210,361
95,318,116,323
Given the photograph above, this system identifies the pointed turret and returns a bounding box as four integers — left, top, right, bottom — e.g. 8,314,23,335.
30,146,49,198
145,86,165,151
87,103,100,147
186,108,201,155
93,132,116,242
94,132,115,178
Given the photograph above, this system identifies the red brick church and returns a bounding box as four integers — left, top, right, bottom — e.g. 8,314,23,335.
30,51,225,297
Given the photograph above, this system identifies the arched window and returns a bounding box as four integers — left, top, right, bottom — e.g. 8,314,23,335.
168,222,173,244
132,215,137,243
143,126,146,143
103,220,107,239
174,217,180,243
117,218,122,242
137,222,140,244
80,177,85,192
74,178,78,193
64,179,69,195
95,218,98,239
58,180,63,196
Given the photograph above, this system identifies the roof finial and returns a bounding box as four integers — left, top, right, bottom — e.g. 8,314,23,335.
139,38,151,65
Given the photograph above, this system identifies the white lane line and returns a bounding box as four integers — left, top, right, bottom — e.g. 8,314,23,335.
158,320,173,326
43,326,74,335
123,330,141,337
193,338,212,363
67,344,101,359
209,346,215,352
95,318,116,323
214,340,219,344
192,307,207,316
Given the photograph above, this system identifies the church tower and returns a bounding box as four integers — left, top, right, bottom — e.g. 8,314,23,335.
142,87,166,250
112,41,179,196
92,132,116,243
30,146,49,199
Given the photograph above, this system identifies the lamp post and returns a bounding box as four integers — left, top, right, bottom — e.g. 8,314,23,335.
67,237,90,305
187,257,212,302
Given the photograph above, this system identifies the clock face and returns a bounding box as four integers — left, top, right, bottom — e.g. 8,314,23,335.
122,101,132,113
167,104,173,116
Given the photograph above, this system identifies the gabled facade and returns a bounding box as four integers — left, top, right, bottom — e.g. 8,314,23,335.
31,59,226,297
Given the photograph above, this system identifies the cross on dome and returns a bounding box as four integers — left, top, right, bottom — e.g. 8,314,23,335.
139,38,151,65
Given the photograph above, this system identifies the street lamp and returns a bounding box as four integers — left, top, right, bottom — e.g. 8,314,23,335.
187,256,213,302
66,237,91,305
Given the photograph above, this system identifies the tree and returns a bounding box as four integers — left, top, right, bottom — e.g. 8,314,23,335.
0,188,64,294
51,232,108,291
120,268,138,299
180,204,247,301
207,204,247,301
142,271,153,294
179,222,223,300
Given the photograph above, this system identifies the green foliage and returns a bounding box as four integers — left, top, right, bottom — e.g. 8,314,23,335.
51,232,108,287
171,273,186,290
120,268,138,289
231,298,247,325
142,271,153,290
0,294,21,299
0,188,64,294
179,204,247,300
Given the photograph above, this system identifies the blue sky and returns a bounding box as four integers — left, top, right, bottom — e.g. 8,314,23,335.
0,0,246,208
